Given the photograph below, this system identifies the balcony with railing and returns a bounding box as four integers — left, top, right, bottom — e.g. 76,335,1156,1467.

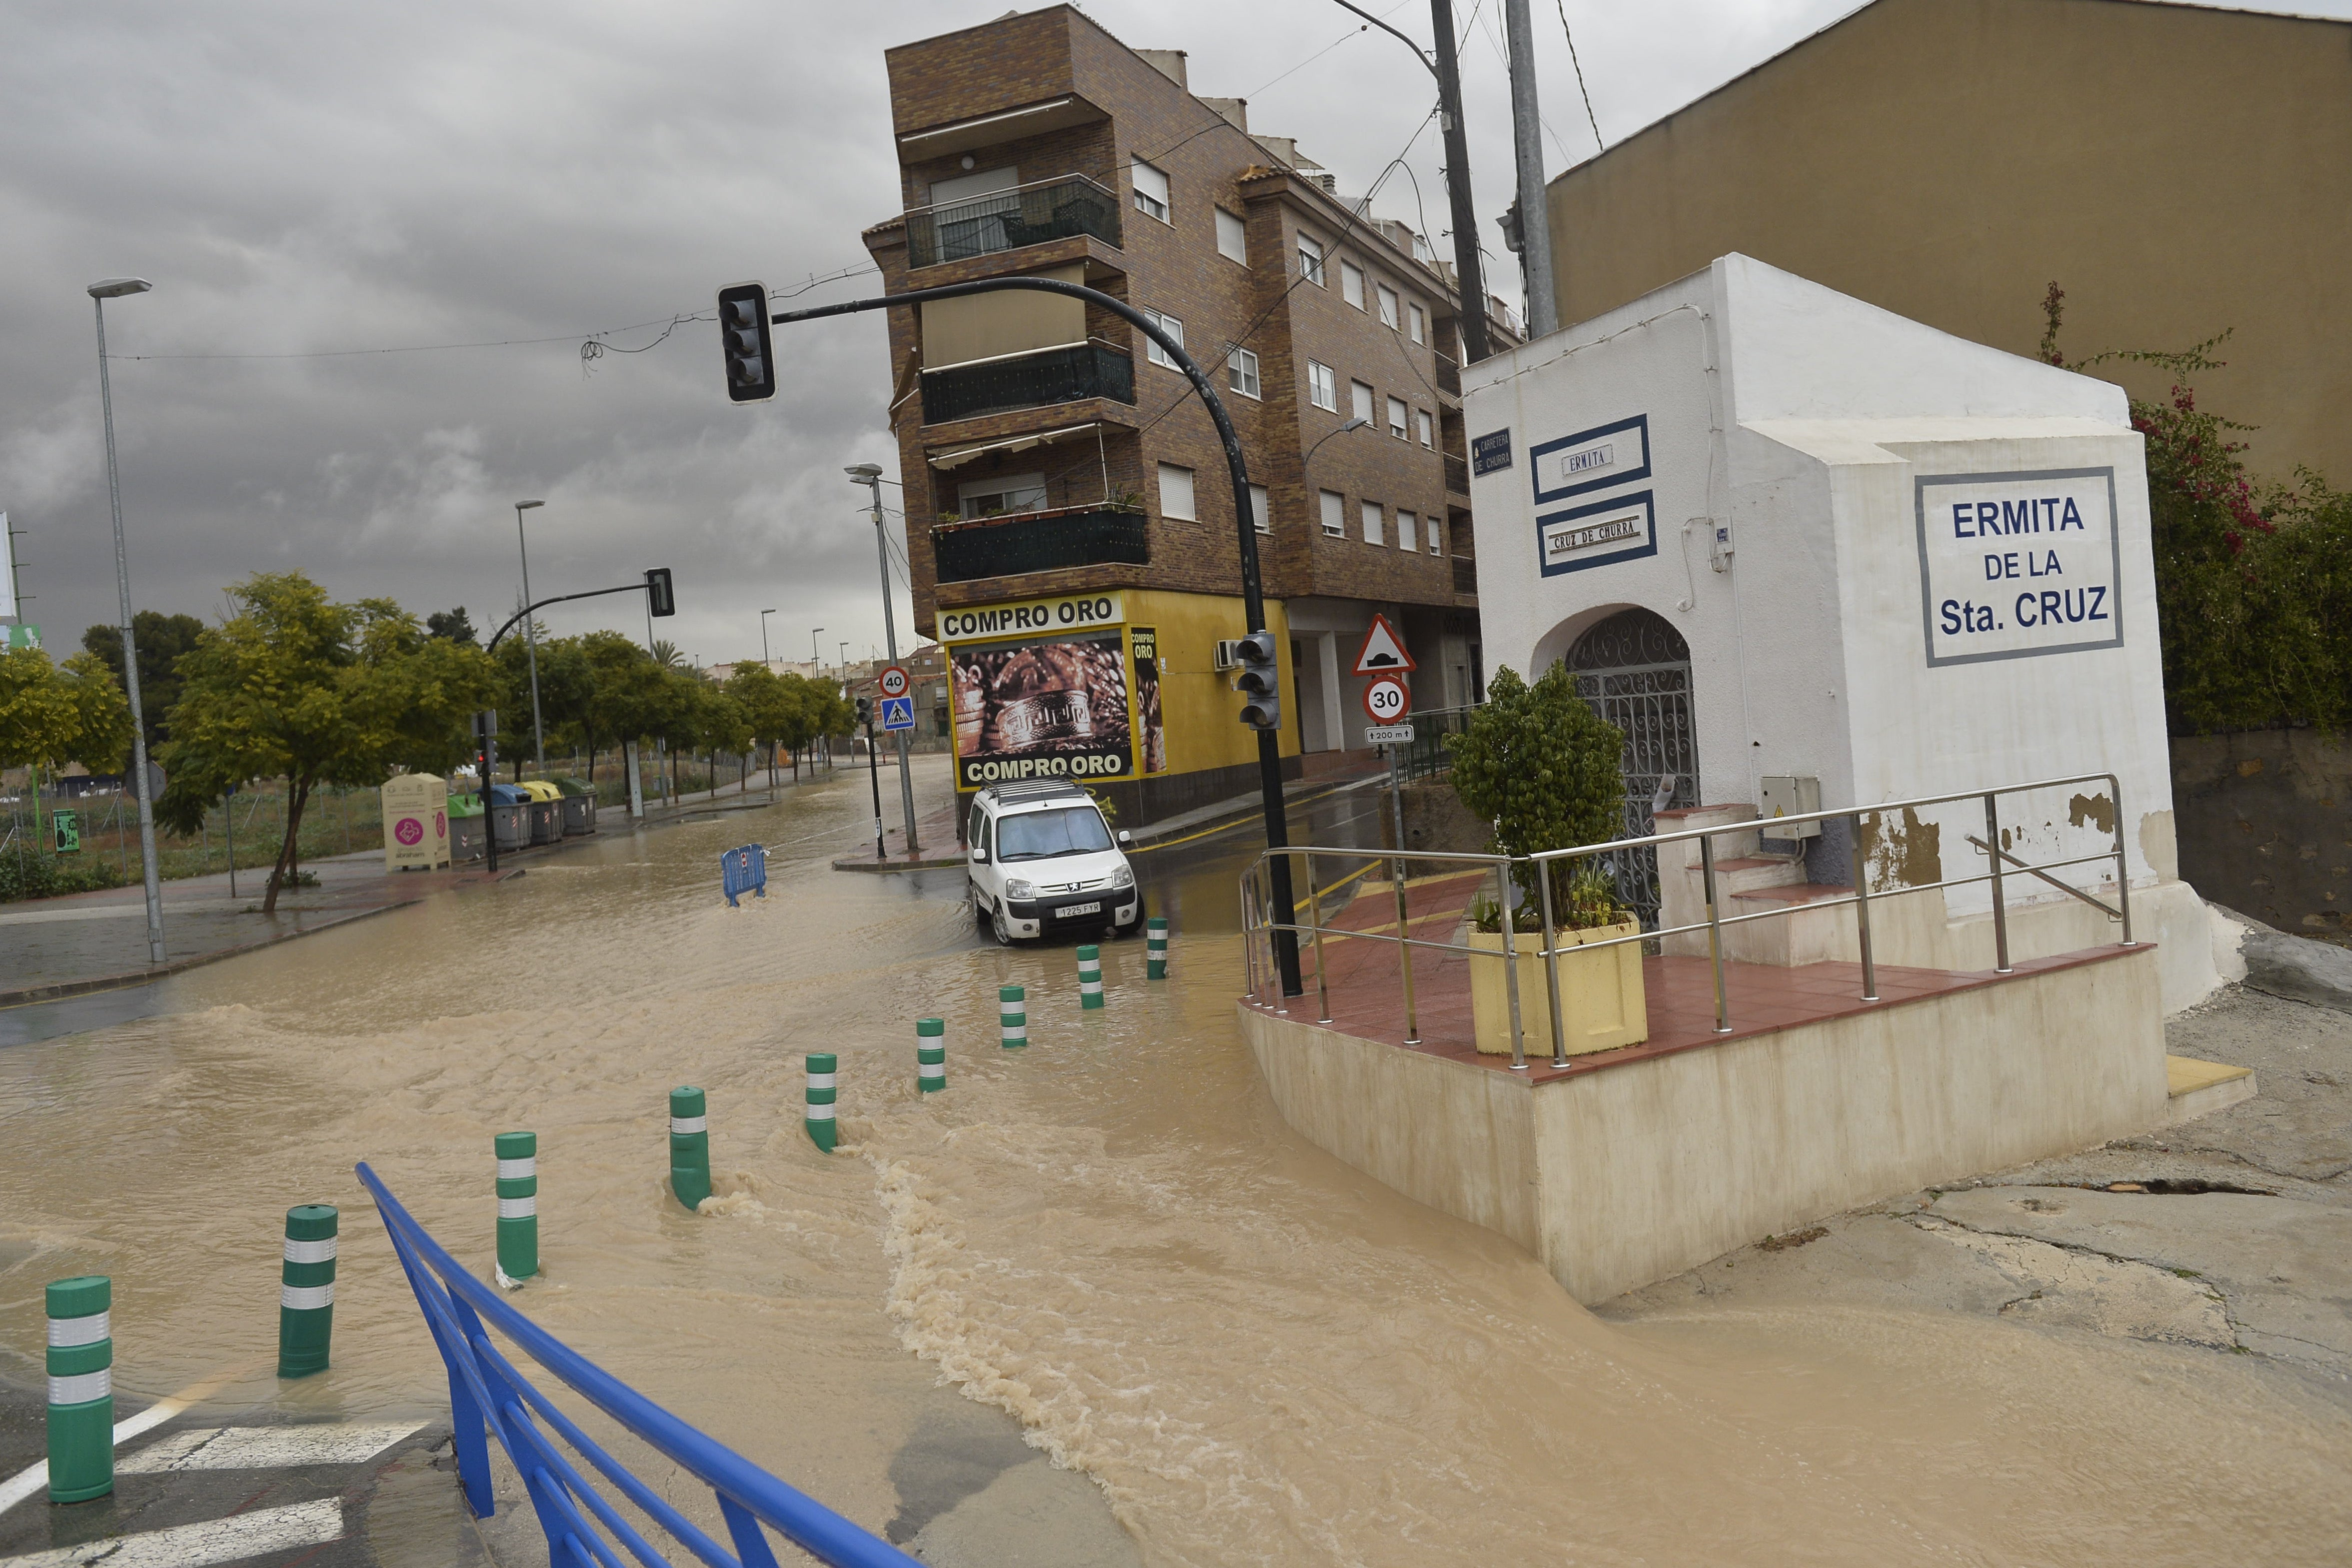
921,341,1135,425
906,173,1122,270
1434,353,1461,398
1445,453,1470,495
932,504,1149,584
1452,555,1478,595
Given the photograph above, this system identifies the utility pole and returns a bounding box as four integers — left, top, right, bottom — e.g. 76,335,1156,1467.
1502,0,1557,336
846,466,919,858
513,500,546,770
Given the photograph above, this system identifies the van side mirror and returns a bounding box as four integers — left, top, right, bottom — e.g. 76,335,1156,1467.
971,848,989,864
1117,830,1133,848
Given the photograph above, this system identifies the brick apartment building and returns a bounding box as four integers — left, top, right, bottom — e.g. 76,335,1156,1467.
861,4,1505,824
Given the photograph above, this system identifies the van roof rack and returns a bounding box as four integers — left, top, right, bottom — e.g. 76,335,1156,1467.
985,779,1092,805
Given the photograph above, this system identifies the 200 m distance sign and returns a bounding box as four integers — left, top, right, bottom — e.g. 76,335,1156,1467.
1915,467,2123,667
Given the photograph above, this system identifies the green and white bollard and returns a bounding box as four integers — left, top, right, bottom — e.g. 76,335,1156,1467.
277,1205,337,1379
495,1132,538,1284
805,1053,837,1153
1146,917,1169,979
670,1087,711,1211
999,985,1027,1049
1077,945,1104,1010
45,1275,112,1504
916,1019,946,1092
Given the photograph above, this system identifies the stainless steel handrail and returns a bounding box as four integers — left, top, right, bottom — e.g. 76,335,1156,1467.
1238,772,2139,1061
901,170,1120,221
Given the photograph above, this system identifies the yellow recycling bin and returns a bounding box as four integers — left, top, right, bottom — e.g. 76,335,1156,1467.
381,774,450,871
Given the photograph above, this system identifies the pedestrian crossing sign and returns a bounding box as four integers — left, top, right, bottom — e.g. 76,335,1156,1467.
879,695,915,732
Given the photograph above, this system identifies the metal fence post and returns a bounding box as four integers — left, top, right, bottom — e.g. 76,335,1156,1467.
1500,855,1527,1071
1984,793,2012,973
2112,781,2136,946
1537,857,1568,1069
1700,834,1732,1034
1395,860,1420,1046
1305,851,1331,1023
1849,813,1879,1002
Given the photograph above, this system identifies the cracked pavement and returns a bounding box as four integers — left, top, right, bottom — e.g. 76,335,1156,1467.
1599,984,2352,1393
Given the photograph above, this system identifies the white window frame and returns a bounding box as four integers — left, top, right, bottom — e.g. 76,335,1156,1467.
1360,500,1384,547
1308,360,1337,412
1131,158,1170,223
1416,408,1434,448
1141,307,1183,370
1226,345,1261,400
1250,482,1271,534
1408,302,1427,344
1341,260,1366,310
1350,379,1376,424
1377,283,1400,330
1215,207,1248,265
1428,514,1444,556
1157,461,1196,521
1397,509,1418,552
1387,394,1409,439
1319,489,1346,537
1297,232,1325,286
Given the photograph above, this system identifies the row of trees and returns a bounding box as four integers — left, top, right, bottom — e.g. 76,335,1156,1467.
8,571,850,914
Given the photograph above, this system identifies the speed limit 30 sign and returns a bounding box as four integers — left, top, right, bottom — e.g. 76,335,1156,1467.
1362,673,1411,725
878,664,910,699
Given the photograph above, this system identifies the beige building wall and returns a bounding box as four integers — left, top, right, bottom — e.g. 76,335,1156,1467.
1543,0,2352,482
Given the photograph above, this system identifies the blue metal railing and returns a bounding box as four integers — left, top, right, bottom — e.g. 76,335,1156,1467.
356,1163,921,1568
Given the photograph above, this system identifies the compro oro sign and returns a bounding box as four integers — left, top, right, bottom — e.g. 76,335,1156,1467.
1916,467,2123,667
943,593,1151,791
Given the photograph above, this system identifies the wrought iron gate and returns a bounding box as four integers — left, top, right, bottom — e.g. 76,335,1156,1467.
1567,609,1700,929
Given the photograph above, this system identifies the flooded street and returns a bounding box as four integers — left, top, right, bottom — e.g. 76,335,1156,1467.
4,763,2349,1565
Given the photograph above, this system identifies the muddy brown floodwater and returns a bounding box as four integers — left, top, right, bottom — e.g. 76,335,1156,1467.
4,768,2349,1565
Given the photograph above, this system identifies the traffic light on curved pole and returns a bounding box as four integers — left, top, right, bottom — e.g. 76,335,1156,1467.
1235,630,1282,733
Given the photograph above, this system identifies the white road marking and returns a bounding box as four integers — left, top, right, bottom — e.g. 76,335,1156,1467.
0,1376,243,1518
116,1421,424,1474
0,1499,342,1568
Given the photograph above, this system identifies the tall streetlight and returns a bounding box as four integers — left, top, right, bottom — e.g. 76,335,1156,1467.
759,608,776,667
512,499,546,770
838,641,849,679
88,277,165,968
847,464,921,858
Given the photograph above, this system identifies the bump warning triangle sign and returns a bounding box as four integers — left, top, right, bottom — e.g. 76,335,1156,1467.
1351,613,1416,676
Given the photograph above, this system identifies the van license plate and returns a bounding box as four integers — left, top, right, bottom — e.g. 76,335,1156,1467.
1057,901,1102,918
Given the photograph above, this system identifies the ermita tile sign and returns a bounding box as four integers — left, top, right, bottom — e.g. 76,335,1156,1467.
1915,467,2123,667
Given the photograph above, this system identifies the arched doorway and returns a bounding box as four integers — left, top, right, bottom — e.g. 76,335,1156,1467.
1566,608,1700,928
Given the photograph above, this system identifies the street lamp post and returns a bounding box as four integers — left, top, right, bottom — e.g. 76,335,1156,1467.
847,464,920,860
513,499,546,771
759,608,776,668
88,277,165,969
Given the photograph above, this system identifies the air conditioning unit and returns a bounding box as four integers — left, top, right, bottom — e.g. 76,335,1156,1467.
1213,639,1245,672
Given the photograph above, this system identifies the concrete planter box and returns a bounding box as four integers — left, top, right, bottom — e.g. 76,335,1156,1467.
1469,919,1648,1056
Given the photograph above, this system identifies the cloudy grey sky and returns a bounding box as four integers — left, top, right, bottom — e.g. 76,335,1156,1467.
4,0,2340,670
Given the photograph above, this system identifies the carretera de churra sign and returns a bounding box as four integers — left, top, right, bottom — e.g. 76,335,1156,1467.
1914,467,2124,667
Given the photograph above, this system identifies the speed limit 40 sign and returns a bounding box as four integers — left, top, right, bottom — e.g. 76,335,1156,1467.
1362,673,1411,725
878,664,910,699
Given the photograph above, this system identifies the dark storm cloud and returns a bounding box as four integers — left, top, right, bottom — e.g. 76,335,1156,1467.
12,1,2332,664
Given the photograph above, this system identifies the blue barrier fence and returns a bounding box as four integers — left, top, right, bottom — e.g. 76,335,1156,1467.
721,845,768,907
355,1162,920,1568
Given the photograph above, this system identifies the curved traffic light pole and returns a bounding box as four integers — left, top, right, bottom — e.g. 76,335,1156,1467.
773,277,1304,997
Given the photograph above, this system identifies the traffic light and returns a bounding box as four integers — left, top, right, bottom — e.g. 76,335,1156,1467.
716,281,775,403
1234,629,1282,731
855,695,873,728
643,568,675,618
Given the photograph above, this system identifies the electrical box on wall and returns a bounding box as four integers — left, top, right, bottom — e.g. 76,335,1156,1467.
1758,775,1822,838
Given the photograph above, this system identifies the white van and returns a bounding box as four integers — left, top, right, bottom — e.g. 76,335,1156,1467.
966,780,1140,945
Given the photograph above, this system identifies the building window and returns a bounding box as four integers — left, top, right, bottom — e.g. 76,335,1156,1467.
1408,302,1427,344
1351,379,1375,423
1360,500,1384,547
1131,158,1170,222
1387,394,1409,439
1377,283,1400,330
1226,346,1261,399
1141,307,1183,369
1158,462,1195,521
1250,482,1271,534
1417,408,1434,448
1428,514,1444,555
1308,360,1337,412
1216,207,1248,264
1297,232,1325,286
959,471,1048,519
1320,489,1345,537
1397,510,1418,552
1341,260,1366,310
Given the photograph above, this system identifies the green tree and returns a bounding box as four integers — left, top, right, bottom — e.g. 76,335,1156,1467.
1448,662,1625,919
82,611,204,754
155,572,495,912
0,646,132,773
424,607,477,645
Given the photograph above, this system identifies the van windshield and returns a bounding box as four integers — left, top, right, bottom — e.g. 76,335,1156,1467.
996,806,1113,862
